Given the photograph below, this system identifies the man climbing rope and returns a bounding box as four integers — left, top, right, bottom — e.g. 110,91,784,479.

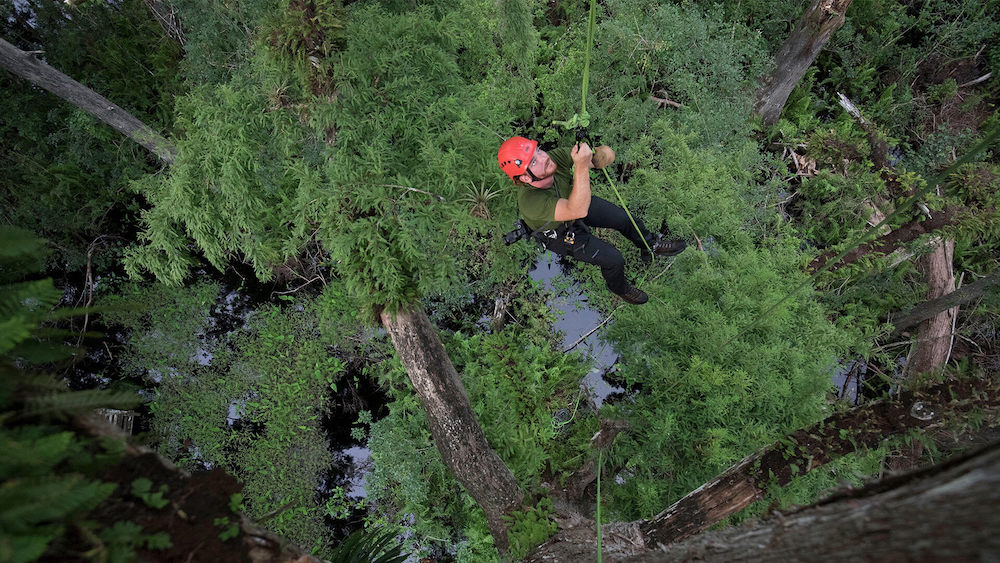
498,136,686,305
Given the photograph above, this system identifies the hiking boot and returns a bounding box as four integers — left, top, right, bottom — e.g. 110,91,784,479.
651,235,687,257
616,285,648,305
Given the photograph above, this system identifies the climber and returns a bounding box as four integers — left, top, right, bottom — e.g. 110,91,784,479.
497,136,686,305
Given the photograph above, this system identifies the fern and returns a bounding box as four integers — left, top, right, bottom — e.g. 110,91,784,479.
0,476,114,532
0,317,33,356
327,528,408,563
3,531,60,563
0,280,62,320
0,229,142,561
24,389,140,420
0,430,75,477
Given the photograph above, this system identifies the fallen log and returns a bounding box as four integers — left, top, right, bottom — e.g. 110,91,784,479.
629,441,1000,562
637,374,999,547
525,374,1000,561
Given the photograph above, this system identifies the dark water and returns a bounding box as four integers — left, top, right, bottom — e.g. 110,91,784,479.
68,250,636,544
528,251,624,407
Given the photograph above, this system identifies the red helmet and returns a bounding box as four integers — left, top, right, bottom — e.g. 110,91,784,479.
497,136,538,181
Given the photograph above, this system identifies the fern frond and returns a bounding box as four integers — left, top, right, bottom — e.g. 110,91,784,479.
9,373,68,394
0,317,33,355
9,340,79,365
0,226,48,261
5,529,61,563
328,528,408,563
0,280,61,320
0,476,114,532
0,430,75,478
24,390,141,419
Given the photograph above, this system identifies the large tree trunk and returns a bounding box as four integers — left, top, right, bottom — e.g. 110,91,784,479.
524,374,1000,562
0,38,176,164
380,304,523,552
627,442,1000,562
905,239,958,376
754,0,853,126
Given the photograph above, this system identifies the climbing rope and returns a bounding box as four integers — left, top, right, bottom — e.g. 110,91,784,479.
555,0,656,275
558,0,999,311
596,448,604,563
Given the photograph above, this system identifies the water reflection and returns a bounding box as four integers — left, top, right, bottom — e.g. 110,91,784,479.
528,251,624,407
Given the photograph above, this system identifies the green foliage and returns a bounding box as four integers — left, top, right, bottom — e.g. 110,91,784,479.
449,330,588,483
0,229,142,562
753,447,886,517
124,76,310,284
9,0,995,558
600,242,853,519
818,0,1000,137
228,493,245,513
0,0,181,269
213,517,240,542
363,326,591,560
327,528,408,563
124,0,531,316
130,478,170,509
503,497,557,562
100,280,362,553
97,521,173,562
99,279,220,380
536,0,770,147
318,2,515,313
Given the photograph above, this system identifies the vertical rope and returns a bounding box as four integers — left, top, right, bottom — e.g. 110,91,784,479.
596,448,603,563
581,0,597,117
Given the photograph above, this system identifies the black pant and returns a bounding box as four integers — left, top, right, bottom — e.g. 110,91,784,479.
539,196,652,294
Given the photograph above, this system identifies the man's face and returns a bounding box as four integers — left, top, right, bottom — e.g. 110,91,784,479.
520,148,556,184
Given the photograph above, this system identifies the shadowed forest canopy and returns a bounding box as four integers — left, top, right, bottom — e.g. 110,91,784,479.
1,0,998,561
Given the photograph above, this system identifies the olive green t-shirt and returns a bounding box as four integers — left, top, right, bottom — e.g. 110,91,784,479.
517,147,575,231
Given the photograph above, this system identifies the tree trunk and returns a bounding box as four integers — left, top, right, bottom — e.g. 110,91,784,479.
807,206,959,272
627,442,1000,562
0,38,176,164
637,374,998,548
754,0,853,126
891,268,1000,336
905,239,957,376
380,304,523,552
525,375,1000,562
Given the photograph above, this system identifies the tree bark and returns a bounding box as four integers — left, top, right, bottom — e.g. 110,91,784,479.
807,207,959,272
627,442,1000,562
754,0,853,127
380,304,523,552
0,38,176,164
905,239,957,376
891,268,1000,336
525,375,1000,562
637,374,998,548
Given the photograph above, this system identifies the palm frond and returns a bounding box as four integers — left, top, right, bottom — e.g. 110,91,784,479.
328,528,408,563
